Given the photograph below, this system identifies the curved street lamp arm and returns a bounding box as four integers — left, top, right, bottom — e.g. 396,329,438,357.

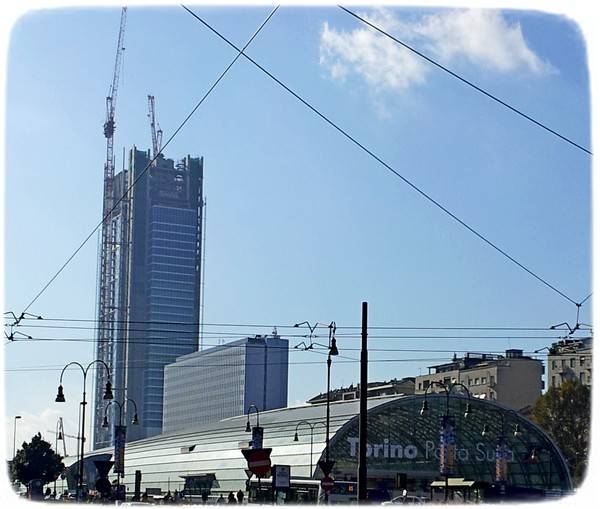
449,382,472,399
126,398,139,415
84,359,112,378
59,362,85,383
104,399,123,423
246,404,260,427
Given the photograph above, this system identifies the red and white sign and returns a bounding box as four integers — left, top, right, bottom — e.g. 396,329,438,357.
242,448,272,478
320,476,335,492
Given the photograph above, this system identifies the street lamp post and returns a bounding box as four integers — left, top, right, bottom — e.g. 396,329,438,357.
53,418,65,498
102,398,139,499
481,408,522,496
293,420,326,477
294,320,338,503
420,382,473,502
13,415,22,460
55,360,113,501
245,403,262,448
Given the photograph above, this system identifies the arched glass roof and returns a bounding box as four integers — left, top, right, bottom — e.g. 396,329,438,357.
328,394,571,492
68,394,571,495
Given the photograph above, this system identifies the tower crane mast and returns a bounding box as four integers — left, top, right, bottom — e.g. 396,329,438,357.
147,94,163,160
96,6,127,449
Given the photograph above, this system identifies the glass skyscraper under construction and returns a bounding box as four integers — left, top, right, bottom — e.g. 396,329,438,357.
93,147,203,448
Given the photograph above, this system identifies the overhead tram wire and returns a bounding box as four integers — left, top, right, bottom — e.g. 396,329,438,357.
339,6,592,156
6,353,591,373
181,6,581,308
17,315,591,331
18,6,280,317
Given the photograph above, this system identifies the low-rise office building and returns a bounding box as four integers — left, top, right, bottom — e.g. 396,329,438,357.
547,337,592,388
415,350,543,412
162,334,288,433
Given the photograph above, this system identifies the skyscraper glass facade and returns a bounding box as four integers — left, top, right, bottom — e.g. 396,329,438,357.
93,148,203,448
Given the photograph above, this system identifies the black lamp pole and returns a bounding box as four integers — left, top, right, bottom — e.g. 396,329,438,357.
55,360,113,501
294,320,338,504
102,397,139,498
293,420,326,477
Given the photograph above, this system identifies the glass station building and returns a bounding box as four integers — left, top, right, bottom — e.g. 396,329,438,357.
67,394,572,501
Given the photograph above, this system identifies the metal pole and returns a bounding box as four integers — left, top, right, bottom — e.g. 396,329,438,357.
325,354,331,504
79,389,87,501
358,301,368,502
13,416,21,459
310,426,314,478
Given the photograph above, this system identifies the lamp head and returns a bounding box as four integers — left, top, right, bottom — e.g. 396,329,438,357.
530,448,538,462
101,416,109,428
464,402,472,418
329,337,339,356
245,420,251,433
57,431,63,440
132,413,139,425
513,423,522,437
55,385,65,403
481,423,490,437
103,380,113,400
293,432,299,442
420,400,428,416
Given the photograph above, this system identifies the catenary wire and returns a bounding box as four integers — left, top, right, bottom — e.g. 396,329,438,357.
14,316,591,331
18,6,280,316
339,6,592,156
7,355,574,373
181,5,580,307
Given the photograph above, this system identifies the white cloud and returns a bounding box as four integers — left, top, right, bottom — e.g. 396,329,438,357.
320,9,552,96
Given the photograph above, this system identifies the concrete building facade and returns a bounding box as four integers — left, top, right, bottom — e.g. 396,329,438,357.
414,350,544,412
162,335,289,433
546,337,592,388
93,148,204,448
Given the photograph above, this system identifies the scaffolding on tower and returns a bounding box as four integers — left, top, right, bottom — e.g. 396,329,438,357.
94,6,128,450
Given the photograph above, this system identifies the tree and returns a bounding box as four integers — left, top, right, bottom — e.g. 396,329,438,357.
531,380,590,487
9,433,65,487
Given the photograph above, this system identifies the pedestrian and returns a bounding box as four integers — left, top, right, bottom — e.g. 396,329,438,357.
217,494,225,504
228,491,236,504
236,489,244,504
201,490,209,504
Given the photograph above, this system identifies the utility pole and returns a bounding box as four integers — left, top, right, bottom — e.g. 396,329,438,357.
358,301,368,502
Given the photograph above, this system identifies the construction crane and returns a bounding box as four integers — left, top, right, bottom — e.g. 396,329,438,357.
147,94,163,160
96,6,127,448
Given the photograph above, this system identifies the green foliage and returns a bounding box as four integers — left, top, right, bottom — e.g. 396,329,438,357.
9,433,65,486
532,380,590,487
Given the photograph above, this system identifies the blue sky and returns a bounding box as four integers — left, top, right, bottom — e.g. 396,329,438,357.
2,3,592,459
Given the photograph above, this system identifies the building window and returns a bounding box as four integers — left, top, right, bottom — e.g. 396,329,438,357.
423,380,430,390
580,356,586,366
468,378,472,385
490,375,495,385
570,358,576,368
474,378,480,385
418,383,422,391
481,377,487,385
551,360,557,369
561,359,566,368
